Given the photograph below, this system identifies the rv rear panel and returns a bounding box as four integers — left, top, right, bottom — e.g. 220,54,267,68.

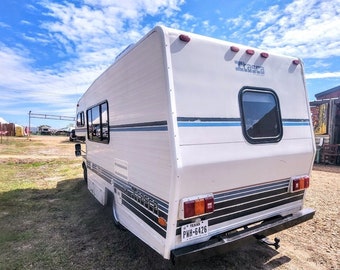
75,26,315,262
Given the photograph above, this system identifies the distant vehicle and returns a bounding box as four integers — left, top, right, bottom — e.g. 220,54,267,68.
55,130,70,136
69,129,77,141
74,26,315,264
40,129,51,135
39,125,52,135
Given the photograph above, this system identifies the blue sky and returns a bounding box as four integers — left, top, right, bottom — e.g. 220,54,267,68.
0,0,339,129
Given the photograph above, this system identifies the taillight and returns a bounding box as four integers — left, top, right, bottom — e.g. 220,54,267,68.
291,176,310,192
182,194,214,219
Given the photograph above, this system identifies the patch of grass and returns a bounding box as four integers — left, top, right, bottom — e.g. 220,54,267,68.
0,136,194,269
0,137,45,155
0,136,93,269
0,230,32,244
0,160,82,193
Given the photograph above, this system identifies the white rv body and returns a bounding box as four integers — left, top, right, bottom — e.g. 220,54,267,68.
75,26,315,262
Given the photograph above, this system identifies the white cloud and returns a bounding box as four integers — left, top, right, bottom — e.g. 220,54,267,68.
250,0,340,58
0,43,101,115
309,60,331,69
253,5,280,31
0,21,10,28
306,72,340,79
38,0,185,67
0,0,185,124
201,20,218,33
182,13,194,21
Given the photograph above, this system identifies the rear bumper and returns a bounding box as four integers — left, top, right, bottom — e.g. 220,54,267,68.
171,208,315,264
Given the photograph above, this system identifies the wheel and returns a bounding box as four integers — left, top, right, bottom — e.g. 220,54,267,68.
82,163,88,183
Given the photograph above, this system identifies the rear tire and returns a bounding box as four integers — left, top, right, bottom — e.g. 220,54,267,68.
82,163,87,183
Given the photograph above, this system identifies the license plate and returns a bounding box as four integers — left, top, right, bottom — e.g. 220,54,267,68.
181,220,208,242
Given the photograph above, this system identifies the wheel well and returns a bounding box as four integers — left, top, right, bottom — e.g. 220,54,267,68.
106,189,114,207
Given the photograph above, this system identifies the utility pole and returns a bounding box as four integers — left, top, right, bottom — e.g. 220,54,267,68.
28,111,31,140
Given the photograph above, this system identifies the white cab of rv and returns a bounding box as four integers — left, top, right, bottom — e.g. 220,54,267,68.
75,26,315,263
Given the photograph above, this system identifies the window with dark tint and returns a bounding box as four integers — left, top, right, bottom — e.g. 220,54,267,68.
239,88,282,144
76,111,85,127
87,101,109,143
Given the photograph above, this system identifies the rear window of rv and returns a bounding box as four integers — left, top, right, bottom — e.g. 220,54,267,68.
86,101,109,143
239,88,282,144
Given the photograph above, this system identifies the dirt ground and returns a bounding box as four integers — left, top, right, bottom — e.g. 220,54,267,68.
1,136,339,269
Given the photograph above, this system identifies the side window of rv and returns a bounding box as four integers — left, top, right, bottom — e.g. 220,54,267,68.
239,88,282,144
76,112,85,127
86,101,109,143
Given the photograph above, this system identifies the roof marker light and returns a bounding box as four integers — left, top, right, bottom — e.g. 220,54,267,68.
260,52,269,58
179,34,190,42
292,59,300,65
246,49,255,55
230,46,240,52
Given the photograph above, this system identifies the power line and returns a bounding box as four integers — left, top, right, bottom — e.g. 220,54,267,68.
28,111,76,140
29,112,75,121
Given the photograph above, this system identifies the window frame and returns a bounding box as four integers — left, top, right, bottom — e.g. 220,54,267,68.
86,101,109,144
76,111,85,127
239,87,283,144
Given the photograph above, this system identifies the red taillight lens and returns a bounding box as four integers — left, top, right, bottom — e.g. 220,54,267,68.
183,196,215,218
184,200,195,218
205,197,214,213
292,176,310,192
304,177,310,188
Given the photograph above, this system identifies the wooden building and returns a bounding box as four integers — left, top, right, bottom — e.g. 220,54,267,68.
310,85,340,145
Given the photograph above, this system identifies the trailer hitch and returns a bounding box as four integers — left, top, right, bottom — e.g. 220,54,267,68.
258,236,280,249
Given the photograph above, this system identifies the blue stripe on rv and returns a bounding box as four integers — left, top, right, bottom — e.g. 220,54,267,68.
177,117,310,127
110,121,168,132
107,118,310,132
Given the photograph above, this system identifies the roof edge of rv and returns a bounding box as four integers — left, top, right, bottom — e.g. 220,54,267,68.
171,208,315,265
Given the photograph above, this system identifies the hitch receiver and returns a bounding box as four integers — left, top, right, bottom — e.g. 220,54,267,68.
258,237,280,249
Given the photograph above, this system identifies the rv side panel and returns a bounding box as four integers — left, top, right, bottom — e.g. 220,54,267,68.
82,29,176,256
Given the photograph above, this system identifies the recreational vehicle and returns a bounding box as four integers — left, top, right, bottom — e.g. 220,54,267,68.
75,26,315,263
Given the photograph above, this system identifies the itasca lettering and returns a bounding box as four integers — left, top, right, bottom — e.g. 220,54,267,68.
235,60,265,75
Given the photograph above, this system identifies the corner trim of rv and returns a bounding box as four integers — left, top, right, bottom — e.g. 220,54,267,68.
171,208,315,264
